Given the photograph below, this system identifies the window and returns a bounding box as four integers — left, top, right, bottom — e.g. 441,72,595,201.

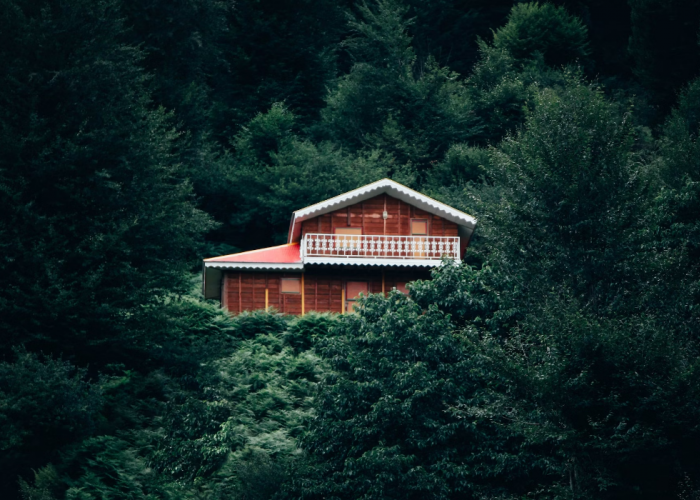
346,281,368,299
395,282,408,294
280,277,301,294
345,281,368,312
335,227,363,236
411,219,428,235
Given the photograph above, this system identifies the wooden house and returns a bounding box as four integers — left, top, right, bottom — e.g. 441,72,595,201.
203,179,477,314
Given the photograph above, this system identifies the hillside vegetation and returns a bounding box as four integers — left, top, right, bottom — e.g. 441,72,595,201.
2,0,700,498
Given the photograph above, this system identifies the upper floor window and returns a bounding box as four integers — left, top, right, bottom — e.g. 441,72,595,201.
411,219,428,236
335,227,362,235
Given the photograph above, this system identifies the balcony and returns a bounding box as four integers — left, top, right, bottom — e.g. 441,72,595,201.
301,233,460,266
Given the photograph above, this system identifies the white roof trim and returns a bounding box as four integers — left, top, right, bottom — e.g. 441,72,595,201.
303,257,458,267
204,262,304,271
288,179,476,243
205,258,457,270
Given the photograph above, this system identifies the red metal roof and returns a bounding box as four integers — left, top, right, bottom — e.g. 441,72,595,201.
204,243,301,264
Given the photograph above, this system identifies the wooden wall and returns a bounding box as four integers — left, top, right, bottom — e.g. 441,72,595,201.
223,272,302,315
222,268,431,315
299,194,459,238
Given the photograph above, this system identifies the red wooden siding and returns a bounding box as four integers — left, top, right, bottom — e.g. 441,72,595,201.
222,268,430,315
299,193,458,238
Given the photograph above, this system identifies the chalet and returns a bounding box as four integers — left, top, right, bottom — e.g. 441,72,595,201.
203,179,477,314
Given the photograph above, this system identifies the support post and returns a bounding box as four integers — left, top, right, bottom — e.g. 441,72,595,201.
341,288,345,314
221,273,227,310
301,272,305,315
265,288,269,311
382,270,385,296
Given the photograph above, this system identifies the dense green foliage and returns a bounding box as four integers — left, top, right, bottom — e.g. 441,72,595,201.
302,291,513,499
2,0,700,498
0,0,215,360
16,309,328,499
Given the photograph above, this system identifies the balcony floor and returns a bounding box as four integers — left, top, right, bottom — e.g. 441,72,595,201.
303,256,457,267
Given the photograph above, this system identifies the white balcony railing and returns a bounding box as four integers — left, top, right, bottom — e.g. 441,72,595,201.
301,233,460,261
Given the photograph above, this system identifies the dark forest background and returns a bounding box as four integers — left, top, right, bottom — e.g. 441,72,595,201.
2,0,700,498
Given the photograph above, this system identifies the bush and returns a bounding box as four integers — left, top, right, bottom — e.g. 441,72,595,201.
232,309,291,339
283,312,338,352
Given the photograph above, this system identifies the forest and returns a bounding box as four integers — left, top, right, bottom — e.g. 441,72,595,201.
2,0,700,498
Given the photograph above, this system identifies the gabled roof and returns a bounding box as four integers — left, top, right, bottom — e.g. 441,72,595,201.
287,178,477,243
204,243,302,270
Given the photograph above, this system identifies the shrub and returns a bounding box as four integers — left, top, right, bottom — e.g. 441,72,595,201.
232,309,290,339
283,312,338,352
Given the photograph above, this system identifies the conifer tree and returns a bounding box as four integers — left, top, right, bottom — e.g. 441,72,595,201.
321,0,481,175
227,104,389,246
0,0,214,358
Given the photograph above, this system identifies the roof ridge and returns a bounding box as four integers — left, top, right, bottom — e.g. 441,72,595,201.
292,178,391,215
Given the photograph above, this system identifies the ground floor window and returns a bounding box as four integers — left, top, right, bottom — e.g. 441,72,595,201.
346,281,368,312
280,277,301,293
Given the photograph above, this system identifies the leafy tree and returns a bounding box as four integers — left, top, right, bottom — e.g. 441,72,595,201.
464,42,533,145
463,17,573,146
424,143,492,188
491,2,591,67
484,75,645,310
658,77,700,185
283,312,338,352
142,315,328,498
301,291,529,499
409,260,500,329
17,309,332,500
450,291,700,499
